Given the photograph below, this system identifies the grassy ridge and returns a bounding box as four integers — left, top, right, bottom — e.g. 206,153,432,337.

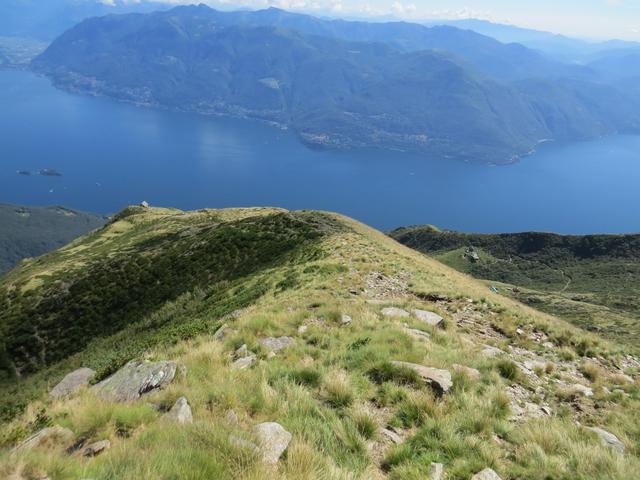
1,209,638,479
390,226,640,346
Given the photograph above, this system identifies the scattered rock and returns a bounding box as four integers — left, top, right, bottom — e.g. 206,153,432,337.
413,309,444,327
83,439,110,457
430,462,444,480
13,426,74,452
214,324,236,341
235,344,250,358
232,355,256,370
480,345,505,358
50,367,96,398
586,427,625,453
254,422,292,464
297,325,308,334
391,361,452,394
403,327,431,341
259,337,296,352
472,468,502,480
381,307,410,318
452,364,481,381
571,384,594,397
92,360,177,402
163,397,193,425
381,428,402,444
341,314,353,326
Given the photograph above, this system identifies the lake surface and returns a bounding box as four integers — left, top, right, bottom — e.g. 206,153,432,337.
1,69,639,233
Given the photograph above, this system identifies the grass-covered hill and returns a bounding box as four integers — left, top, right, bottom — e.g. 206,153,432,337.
0,203,106,275
1,207,639,479
390,225,640,346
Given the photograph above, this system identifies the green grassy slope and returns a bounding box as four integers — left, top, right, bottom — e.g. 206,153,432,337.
0,203,106,275
1,208,638,480
390,226,640,345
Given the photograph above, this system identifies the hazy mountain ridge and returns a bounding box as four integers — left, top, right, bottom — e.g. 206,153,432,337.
32,6,640,163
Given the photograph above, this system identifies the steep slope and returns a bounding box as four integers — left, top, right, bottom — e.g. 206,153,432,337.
0,203,106,275
390,225,640,344
31,7,640,163
0,207,638,479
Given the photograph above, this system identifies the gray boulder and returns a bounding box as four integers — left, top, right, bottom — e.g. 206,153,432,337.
472,468,502,480
50,367,96,398
214,324,236,341
404,327,431,341
413,310,444,327
13,426,74,452
381,307,410,318
586,427,625,453
164,397,193,425
391,361,452,394
232,355,256,370
571,383,594,397
255,422,292,464
83,439,111,457
341,314,353,326
258,337,296,352
92,360,177,402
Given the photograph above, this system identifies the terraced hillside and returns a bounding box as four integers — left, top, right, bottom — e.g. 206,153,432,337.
1,207,639,479
390,226,640,347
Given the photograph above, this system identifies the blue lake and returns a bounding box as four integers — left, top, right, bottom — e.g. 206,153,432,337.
1,69,639,233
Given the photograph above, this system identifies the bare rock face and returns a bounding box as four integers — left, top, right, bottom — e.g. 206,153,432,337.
13,426,74,452
92,360,177,402
83,439,111,457
254,422,292,464
413,309,444,327
391,361,453,394
381,307,410,318
50,367,96,398
586,427,625,453
164,397,193,425
258,336,296,352
472,468,502,480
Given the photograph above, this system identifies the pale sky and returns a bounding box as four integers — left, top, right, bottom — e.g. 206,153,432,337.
117,0,640,40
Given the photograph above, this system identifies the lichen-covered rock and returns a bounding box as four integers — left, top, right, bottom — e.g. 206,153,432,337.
13,426,74,452
586,427,625,453
472,468,502,480
83,439,110,457
164,397,193,425
413,309,444,327
258,336,296,352
50,367,96,398
92,360,177,402
391,361,452,394
254,422,292,464
381,307,410,318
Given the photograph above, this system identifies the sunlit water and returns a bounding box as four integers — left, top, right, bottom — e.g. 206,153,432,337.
1,70,639,233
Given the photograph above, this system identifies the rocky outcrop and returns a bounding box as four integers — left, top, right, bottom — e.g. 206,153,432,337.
163,397,193,425
13,426,74,452
413,309,444,327
258,337,296,352
255,422,292,464
50,367,96,398
92,360,177,402
586,427,625,453
391,361,452,394
472,468,502,480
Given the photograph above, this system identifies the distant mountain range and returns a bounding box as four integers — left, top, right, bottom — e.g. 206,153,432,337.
0,204,106,275
28,5,640,162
